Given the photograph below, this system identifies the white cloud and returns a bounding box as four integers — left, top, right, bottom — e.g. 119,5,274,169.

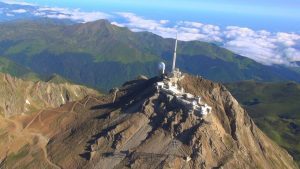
284,48,300,62
224,26,256,39
5,13,14,16
178,21,203,28
159,20,169,24
115,13,222,42
111,21,124,27
116,12,168,31
116,12,178,38
275,32,300,47
0,0,35,6
11,9,26,13
1,1,111,22
222,26,300,66
36,7,111,23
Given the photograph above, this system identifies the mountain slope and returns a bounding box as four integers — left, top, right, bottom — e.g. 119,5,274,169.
1,74,297,169
0,73,100,117
0,57,40,81
0,73,101,169
0,19,299,91
225,81,300,166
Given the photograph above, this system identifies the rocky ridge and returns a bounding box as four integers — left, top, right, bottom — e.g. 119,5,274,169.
0,74,297,169
0,73,99,117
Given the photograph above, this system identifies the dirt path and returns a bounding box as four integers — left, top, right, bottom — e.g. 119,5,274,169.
32,133,62,169
4,116,62,169
24,110,44,129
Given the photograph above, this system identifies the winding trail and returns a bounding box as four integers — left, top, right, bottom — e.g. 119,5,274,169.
32,133,62,169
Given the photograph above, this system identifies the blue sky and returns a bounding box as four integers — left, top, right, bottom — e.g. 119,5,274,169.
0,0,299,66
20,0,300,32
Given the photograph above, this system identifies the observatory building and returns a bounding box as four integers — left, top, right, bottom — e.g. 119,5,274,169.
156,35,212,117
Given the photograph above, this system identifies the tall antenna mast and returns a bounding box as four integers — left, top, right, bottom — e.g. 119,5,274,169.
172,33,178,72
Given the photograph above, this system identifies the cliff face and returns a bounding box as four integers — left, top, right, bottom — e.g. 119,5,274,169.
0,73,99,117
0,74,297,169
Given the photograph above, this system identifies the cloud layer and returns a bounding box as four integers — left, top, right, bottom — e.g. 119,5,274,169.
0,1,111,22
35,7,111,22
115,13,300,66
0,1,299,66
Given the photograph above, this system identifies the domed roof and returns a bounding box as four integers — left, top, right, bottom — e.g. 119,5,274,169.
158,62,165,70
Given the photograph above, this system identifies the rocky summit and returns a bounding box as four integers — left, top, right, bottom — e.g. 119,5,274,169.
1,74,296,169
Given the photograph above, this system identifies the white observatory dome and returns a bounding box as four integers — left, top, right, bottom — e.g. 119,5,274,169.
158,62,166,74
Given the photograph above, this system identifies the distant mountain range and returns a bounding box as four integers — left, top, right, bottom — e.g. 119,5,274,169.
0,19,299,91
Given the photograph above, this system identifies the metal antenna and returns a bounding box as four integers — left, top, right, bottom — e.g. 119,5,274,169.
172,33,178,72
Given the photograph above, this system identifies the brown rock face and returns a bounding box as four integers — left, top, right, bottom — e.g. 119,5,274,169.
0,73,100,169
0,73,99,117
1,74,297,169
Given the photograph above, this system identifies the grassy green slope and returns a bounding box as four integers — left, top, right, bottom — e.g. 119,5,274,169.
225,81,300,166
0,57,40,81
0,19,159,63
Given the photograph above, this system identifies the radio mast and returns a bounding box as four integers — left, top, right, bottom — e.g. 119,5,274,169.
172,33,178,72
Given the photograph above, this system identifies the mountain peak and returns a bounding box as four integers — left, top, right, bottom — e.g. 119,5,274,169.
46,73,71,84
69,19,117,36
87,19,111,25
82,19,112,29
14,73,294,169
